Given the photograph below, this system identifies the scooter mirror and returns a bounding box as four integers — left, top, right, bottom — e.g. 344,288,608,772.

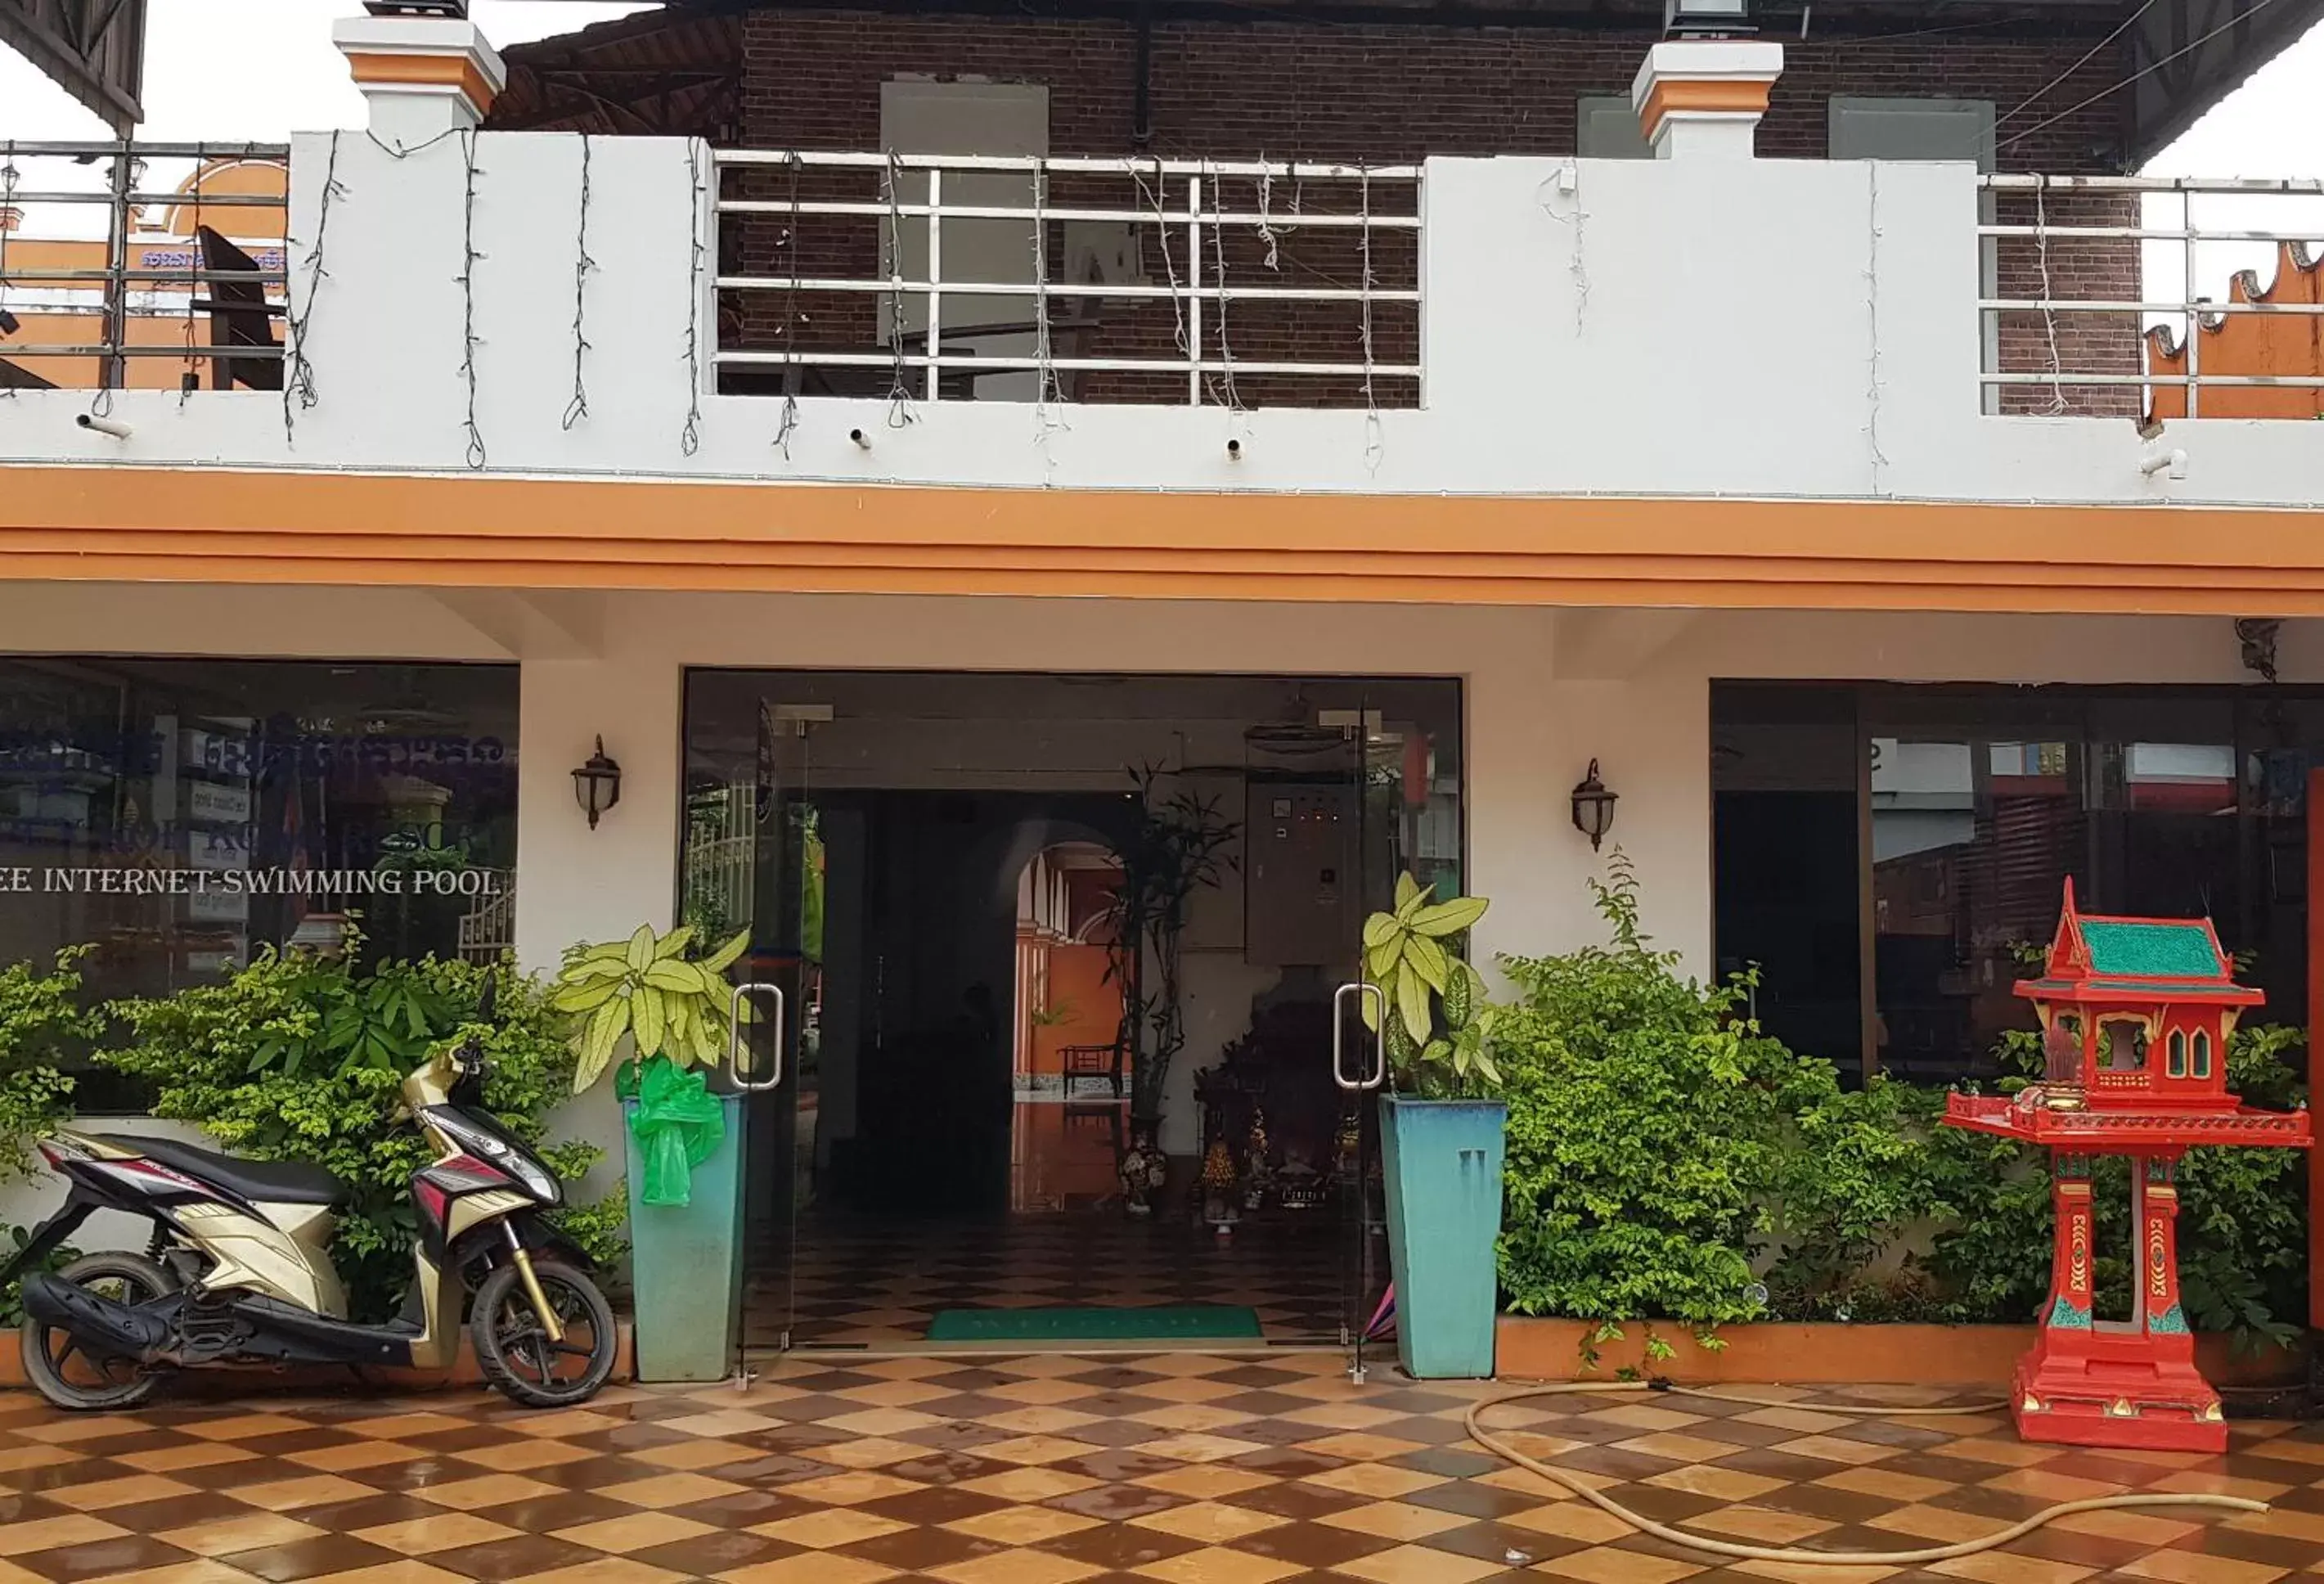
476,971,498,1026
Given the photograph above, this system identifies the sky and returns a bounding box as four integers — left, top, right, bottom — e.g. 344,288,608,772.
0,2,656,142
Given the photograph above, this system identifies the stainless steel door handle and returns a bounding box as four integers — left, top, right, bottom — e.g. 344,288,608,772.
730,982,786,1091
1333,981,1386,1091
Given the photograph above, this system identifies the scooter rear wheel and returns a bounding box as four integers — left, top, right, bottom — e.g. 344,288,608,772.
21,1252,177,1411
471,1258,618,1408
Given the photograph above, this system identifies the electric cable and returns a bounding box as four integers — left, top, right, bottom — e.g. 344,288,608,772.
1467,1379,2268,1568
1994,0,2281,155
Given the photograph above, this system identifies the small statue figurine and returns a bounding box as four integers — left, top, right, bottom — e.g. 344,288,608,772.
1334,1109,1362,1181
1278,1150,1323,1213
1242,1107,1274,1213
1200,1137,1241,1235
2039,1015,2087,1111
1118,1127,1167,1217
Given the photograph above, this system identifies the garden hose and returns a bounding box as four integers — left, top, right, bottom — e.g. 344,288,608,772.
1467,1379,2269,1568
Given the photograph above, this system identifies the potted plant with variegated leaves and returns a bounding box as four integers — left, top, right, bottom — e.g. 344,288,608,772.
556,923,750,1096
1363,874,1505,1380
554,923,750,1382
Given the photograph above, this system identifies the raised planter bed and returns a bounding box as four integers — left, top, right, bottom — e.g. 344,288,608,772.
1496,1316,2307,1389
0,1321,636,1397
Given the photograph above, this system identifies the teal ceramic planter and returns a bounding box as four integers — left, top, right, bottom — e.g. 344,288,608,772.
623,1093,746,1382
1380,1096,1507,1379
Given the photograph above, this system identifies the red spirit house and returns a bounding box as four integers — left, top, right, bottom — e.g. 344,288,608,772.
1944,880,2311,1452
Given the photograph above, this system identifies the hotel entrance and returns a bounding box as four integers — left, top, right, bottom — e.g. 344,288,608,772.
679,671,1464,1369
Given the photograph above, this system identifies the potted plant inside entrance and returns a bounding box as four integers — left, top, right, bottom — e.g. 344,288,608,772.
556,924,749,1381
1364,875,1504,1379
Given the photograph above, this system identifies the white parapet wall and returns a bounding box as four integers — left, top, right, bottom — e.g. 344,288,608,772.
0,130,2315,511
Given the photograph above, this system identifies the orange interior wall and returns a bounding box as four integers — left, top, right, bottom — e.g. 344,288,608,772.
1028,945,1123,1076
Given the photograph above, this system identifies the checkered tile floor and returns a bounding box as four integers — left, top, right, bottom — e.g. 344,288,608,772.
757,1217,1356,1348
2,1354,2320,1582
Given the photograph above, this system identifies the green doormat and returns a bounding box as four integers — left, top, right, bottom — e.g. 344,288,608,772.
925,1305,1264,1343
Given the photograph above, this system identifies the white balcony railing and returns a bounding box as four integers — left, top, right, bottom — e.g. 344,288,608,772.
5,131,2321,515
0,142,290,395
708,151,1422,410
1977,173,2324,419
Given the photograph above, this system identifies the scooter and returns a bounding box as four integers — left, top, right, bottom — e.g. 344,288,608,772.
1,982,618,1410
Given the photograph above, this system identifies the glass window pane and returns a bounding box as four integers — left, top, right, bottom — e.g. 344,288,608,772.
0,659,519,1111
1865,703,2082,1087
1711,684,1862,1076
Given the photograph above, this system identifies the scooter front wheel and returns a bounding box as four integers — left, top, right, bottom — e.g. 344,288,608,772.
470,1258,618,1408
21,1252,176,1411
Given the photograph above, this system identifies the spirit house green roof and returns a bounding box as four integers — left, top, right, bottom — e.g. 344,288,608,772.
2014,877,2262,1009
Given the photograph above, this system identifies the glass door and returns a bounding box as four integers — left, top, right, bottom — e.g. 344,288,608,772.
1321,700,1388,1384
730,700,828,1361
1328,695,1444,1384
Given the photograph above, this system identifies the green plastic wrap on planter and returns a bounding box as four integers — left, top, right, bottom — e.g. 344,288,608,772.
628,1056,725,1207
625,1093,745,1382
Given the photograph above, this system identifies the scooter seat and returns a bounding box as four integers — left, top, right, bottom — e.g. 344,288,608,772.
96,1135,346,1206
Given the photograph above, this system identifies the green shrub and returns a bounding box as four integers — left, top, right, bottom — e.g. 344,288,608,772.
0,948,96,1322
103,947,627,1321
1495,862,2310,1358
1496,854,1837,1334
1918,1021,2309,1350
1762,1076,1960,1321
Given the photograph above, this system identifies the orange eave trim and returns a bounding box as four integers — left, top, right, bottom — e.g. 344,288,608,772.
6,465,2324,613
1637,79,1773,142
344,51,498,114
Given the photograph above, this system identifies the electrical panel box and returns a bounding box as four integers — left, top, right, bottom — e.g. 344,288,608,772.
1245,779,1360,968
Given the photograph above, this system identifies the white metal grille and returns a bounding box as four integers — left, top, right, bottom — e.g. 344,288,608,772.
708,150,1423,408
0,141,289,394
1976,173,2324,418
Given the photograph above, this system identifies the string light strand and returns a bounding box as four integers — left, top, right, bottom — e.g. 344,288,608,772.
773,151,801,457
1254,159,1280,272
2033,176,2069,415
1359,162,1382,474
883,149,916,429
0,145,16,400
1130,159,1191,385
281,128,344,443
1537,164,1589,339
364,124,465,163
681,137,705,456
562,132,595,431
89,149,141,421
1864,163,1889,488
455,128,487,470
1031,155,1068,467
1207,163,1243,415
181,144,205,409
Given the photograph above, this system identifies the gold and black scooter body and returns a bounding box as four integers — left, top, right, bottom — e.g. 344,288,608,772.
9,1041,576,1375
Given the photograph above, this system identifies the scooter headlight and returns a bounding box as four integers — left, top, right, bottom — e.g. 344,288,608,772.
499,1145,563,1207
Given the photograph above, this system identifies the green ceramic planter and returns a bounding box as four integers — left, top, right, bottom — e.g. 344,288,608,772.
623,1093,746,1382
1380,1096,1507,1380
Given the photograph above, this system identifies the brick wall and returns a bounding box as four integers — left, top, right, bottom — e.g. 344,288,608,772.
725,11,2139,412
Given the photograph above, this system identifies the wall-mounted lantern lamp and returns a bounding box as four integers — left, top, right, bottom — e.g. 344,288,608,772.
573,736,623,829
1571,758,1618,851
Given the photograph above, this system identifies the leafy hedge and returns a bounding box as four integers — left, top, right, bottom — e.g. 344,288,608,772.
1496,857,2309,1355
0,950,98,1321
105,947,627,1321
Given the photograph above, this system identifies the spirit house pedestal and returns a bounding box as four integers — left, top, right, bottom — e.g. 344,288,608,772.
1944,880,2310,1453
